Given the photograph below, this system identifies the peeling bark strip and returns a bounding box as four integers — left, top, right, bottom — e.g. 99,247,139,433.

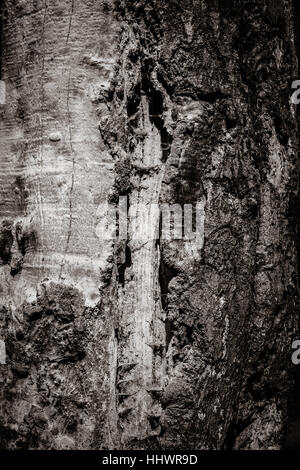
0,0,298,451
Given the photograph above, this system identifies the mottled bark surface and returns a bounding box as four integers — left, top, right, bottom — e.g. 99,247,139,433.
0,0,298,450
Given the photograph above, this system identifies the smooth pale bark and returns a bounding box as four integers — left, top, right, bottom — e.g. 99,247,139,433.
0,0,298,450
0,0,118,450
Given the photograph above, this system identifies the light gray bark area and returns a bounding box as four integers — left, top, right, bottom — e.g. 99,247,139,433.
0,0,298,450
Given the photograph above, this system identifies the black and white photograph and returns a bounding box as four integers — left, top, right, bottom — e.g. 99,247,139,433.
0,0,300,458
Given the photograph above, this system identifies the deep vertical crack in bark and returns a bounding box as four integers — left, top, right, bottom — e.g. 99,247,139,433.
59,14,75,280
116,87,167,447
98,5,174,445
66,0,75,46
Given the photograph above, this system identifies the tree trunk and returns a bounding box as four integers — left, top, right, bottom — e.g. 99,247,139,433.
0,0,298,450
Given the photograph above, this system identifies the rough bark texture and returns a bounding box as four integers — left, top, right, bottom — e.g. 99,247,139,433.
285,0,300,450
0,0,298,450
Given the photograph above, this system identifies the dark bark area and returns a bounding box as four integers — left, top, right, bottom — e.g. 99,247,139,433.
285,0,300,450
0,0,299,450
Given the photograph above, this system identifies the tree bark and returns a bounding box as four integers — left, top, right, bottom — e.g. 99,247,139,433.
0,0,298,450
